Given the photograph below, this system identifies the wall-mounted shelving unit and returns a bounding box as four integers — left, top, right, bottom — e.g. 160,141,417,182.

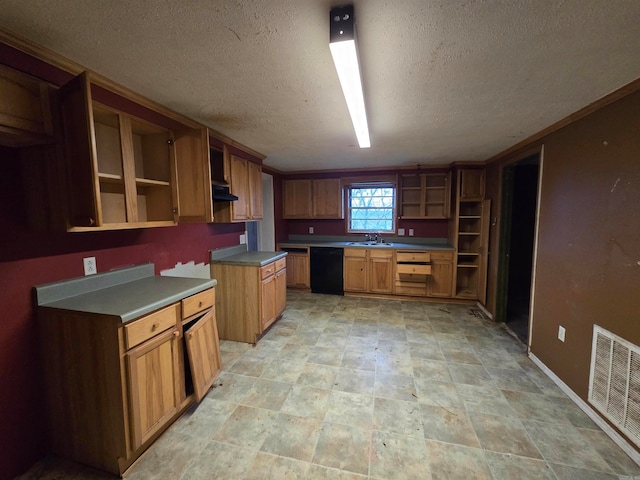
399,172,451,219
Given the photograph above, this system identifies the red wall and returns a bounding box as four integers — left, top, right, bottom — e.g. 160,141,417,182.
0,150,243,479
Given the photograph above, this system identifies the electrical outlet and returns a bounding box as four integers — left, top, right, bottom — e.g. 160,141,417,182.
398,228,405,236
239,234,246,244
558,325,566,342
309,226,314,234
83,257,97,276
409,229,414,236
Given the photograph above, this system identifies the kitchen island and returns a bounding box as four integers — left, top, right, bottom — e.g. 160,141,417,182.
210,245,288,343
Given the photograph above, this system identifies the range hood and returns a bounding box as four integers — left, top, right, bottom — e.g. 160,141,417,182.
212,184,239,202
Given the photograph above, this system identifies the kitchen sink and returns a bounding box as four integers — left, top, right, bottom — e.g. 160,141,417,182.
347,241,393,246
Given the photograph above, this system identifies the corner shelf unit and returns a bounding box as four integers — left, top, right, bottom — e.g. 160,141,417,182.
399,172,451,219
453,169,490,301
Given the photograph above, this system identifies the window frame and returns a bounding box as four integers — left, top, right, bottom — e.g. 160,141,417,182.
346,182,397,234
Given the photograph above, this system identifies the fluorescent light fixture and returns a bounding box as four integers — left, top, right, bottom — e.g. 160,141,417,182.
329,5,370,148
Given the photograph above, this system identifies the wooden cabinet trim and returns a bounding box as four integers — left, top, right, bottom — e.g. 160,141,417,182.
124,303,180,350
182,288,215,319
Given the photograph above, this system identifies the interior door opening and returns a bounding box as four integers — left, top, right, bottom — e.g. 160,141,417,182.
497,154,540,344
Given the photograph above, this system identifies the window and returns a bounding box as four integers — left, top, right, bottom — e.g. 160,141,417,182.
348,184,396,233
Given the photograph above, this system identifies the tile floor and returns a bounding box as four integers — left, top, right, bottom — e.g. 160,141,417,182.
19,292,640,480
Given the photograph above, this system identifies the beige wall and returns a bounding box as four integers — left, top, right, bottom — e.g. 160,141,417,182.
485,88,640,451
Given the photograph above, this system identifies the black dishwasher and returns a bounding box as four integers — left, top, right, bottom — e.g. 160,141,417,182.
310,247,344,295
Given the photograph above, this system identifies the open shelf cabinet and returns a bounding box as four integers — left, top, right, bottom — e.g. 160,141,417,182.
60,72,177,230
399,172,451,219
453,168,490,301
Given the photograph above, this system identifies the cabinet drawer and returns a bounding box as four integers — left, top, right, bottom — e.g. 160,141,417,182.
125,303,180,349
369,249,393,259
275,257,287,272
261,262,275,279
344,248,366,258
182,288,215,319
430,251,454,261
397,251,430,263
395,284,428,296
396,264,432,275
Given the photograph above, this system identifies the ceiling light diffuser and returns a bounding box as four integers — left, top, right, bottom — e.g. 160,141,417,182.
329,5,370,148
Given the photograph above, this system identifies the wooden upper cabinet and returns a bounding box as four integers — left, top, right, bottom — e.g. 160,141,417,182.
283,179,313,218
59,72,177,231
229,155,249,221
312,178,344,218
459,169,485,201
248,160,263,220
400,172,451,219
0,64,54,147
174,128,213,222
283,178,343,219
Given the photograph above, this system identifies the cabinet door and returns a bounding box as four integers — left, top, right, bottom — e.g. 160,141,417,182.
428,260,454,298
286,253,310,288
369,256,393,293
459,169,485,201
59,72,101,227
0,64,53,147
248,160,263,220
275,267,287,318
261,275,276,332
312,178,343,218
184,309,222,402
229,155,249,221
126,328,179,450
344,255,368,292
174,128,213,222
283,179,312,218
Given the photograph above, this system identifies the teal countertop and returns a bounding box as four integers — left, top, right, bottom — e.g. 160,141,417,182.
210,250,288,267
35,264,217,323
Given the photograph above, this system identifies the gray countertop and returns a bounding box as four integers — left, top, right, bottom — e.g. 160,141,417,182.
278,241,455,251
35,264,217,323
210,250,288,267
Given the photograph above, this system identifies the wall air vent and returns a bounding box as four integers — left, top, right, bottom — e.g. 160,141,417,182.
588,325,640,448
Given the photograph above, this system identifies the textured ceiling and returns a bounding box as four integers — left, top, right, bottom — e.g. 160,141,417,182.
2,1,640,172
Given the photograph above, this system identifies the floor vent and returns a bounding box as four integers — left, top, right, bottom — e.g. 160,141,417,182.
588,325,640,448
469,309,486,319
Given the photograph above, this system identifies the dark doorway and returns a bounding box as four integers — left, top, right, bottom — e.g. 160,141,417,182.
497,155,540,344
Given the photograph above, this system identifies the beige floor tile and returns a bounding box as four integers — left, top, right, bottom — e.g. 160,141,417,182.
281,385,332,420
578,428,640,475
523,419,612,472
374,373,418,402
468,411,541,458
484,451,556,480
259,412,323,462
259,357,307,383
245,452,309,479
425,440,493,480
372,397,424,437
333,367,375,395
376,351,414,376
305,464,368,479
325,390,374,430
312,422,371,475
179,441,257,480
341,347,377,371
501,389,572,424
414,379,464,408
228,355,272,377
170,397,236,441
420,404,480,448
208,372,257,403
240,379,293,411
297,363,339,389
412,357,452,382
409,342,445,361
370,430,430,480
549,463,621,480
448,363,493,386
213,405,275,449
486,366,543,393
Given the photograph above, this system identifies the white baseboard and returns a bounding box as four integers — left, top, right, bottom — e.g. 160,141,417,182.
528,353,640,466
475,301,493,320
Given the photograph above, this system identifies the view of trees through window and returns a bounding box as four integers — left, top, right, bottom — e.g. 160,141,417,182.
348,185,395,232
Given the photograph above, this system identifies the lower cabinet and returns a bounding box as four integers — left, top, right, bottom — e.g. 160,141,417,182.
344,248,393,294
213,256,287,343
38,287,220,476
428,251,454,298
280,247,310,289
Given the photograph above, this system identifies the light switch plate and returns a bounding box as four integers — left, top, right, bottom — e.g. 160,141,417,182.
558,325,566,342
239,234,246,244
409,229,414,236
309,226,314,234
398,228,405,236
83,257,97,276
